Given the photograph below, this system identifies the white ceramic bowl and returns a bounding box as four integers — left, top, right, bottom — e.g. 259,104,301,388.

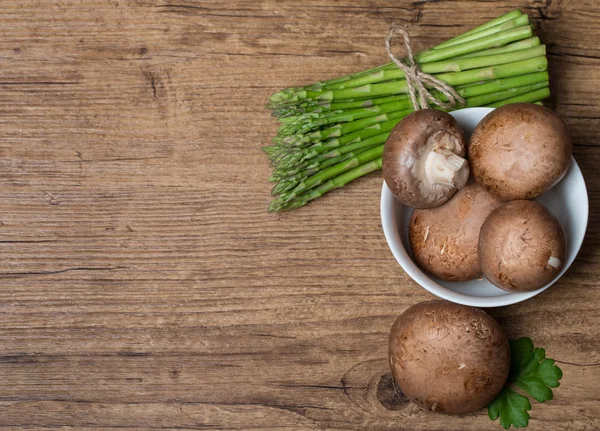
380,107,588,307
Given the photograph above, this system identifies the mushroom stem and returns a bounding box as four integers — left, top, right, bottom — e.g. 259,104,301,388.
425,148,470,188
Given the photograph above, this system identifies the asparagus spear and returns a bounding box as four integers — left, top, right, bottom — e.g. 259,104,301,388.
276,109,412,146
274,98,550,211
274,70,547,118
278,99,413,136
272,82,548,195
269,158,383,212
280,72,548,138
446,10,523,39
464,81,548,106
321,29,539,93
271,143,384,195
276,131,390,177
456,36,539,59
281,145,385,203
323,45,544,91
276,71,548,149
269,24,534,104
284,9,525,93
487,87,550,107
431,14,530,50
272,73,549,170
286,56,546,103
265,10,552,211
271,145,367,184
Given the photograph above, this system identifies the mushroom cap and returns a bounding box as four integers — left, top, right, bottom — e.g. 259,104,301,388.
389,300,510,415
479,200,566,292
469,103,572,201
409,181,504,281
383,109,467,208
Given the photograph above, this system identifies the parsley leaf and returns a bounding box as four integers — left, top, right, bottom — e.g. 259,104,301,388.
488,337,563,429
488,387,531,429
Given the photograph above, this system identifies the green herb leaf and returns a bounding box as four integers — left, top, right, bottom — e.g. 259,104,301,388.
510,338,563,402
488,337,563,429
508,337,535,375
488,387,532,429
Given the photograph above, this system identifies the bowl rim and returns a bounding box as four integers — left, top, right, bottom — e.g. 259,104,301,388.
379,108,589,308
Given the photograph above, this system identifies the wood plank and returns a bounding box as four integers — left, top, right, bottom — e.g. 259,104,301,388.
0,0,598,430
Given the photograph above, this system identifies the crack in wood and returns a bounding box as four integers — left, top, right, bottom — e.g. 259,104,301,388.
555,360,600,367
274,383,348,390
151,74,158,100
0,81,77,85
0,266,126,278
548,51,600,61
0,240,57,244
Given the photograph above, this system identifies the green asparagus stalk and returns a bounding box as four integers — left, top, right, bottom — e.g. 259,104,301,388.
276,109,412,146
269,24,534,104
276,131,389,178
269,158,383,212
274,69,547,118
274,72,549,154
280,76,547,140
323,45,544,91
273,124,393,168
281,145,385,203
317,35,541,94
457,10,523,37
285,10,525,93
274,72,548,154
278,99,413,136
271,146,364,183
272,82,548,195
487,87,551,107
265,10,552,211
293,56,546,102
456,36,539,59
275,99,547,211
272,74,549,173
271,143,384,194
322,15,530,91
430,14,530,50
464,81,548,106
275,112,406,168
273,117,399,160
272,125,396,176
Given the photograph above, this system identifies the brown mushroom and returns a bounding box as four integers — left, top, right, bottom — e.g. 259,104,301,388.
469,103,572,201
383,109,469,208
389,300,510,415
479,200,566,292
409,180,504,281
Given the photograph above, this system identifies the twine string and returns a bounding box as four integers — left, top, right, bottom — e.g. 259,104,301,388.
385,24,465,110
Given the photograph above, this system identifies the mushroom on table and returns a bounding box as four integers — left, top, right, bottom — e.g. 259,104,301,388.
389,300,510,415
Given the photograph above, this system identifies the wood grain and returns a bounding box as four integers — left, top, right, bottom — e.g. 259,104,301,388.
0,0,598,430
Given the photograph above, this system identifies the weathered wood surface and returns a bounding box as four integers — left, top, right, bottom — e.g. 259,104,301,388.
0,1,598,430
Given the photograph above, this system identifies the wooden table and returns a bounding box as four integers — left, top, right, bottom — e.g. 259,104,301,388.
0,1,598,430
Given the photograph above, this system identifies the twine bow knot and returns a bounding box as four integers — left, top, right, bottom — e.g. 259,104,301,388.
385,24,465,110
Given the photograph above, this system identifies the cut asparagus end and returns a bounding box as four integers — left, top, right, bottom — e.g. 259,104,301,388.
425,147,470,188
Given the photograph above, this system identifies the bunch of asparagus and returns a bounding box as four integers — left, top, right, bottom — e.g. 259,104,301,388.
265,10,550,212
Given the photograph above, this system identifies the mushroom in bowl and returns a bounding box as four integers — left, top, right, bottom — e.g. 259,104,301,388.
469,103,572,201
479,200,566,292
380,107,588,307
409,180,503,282
383,109,469,209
